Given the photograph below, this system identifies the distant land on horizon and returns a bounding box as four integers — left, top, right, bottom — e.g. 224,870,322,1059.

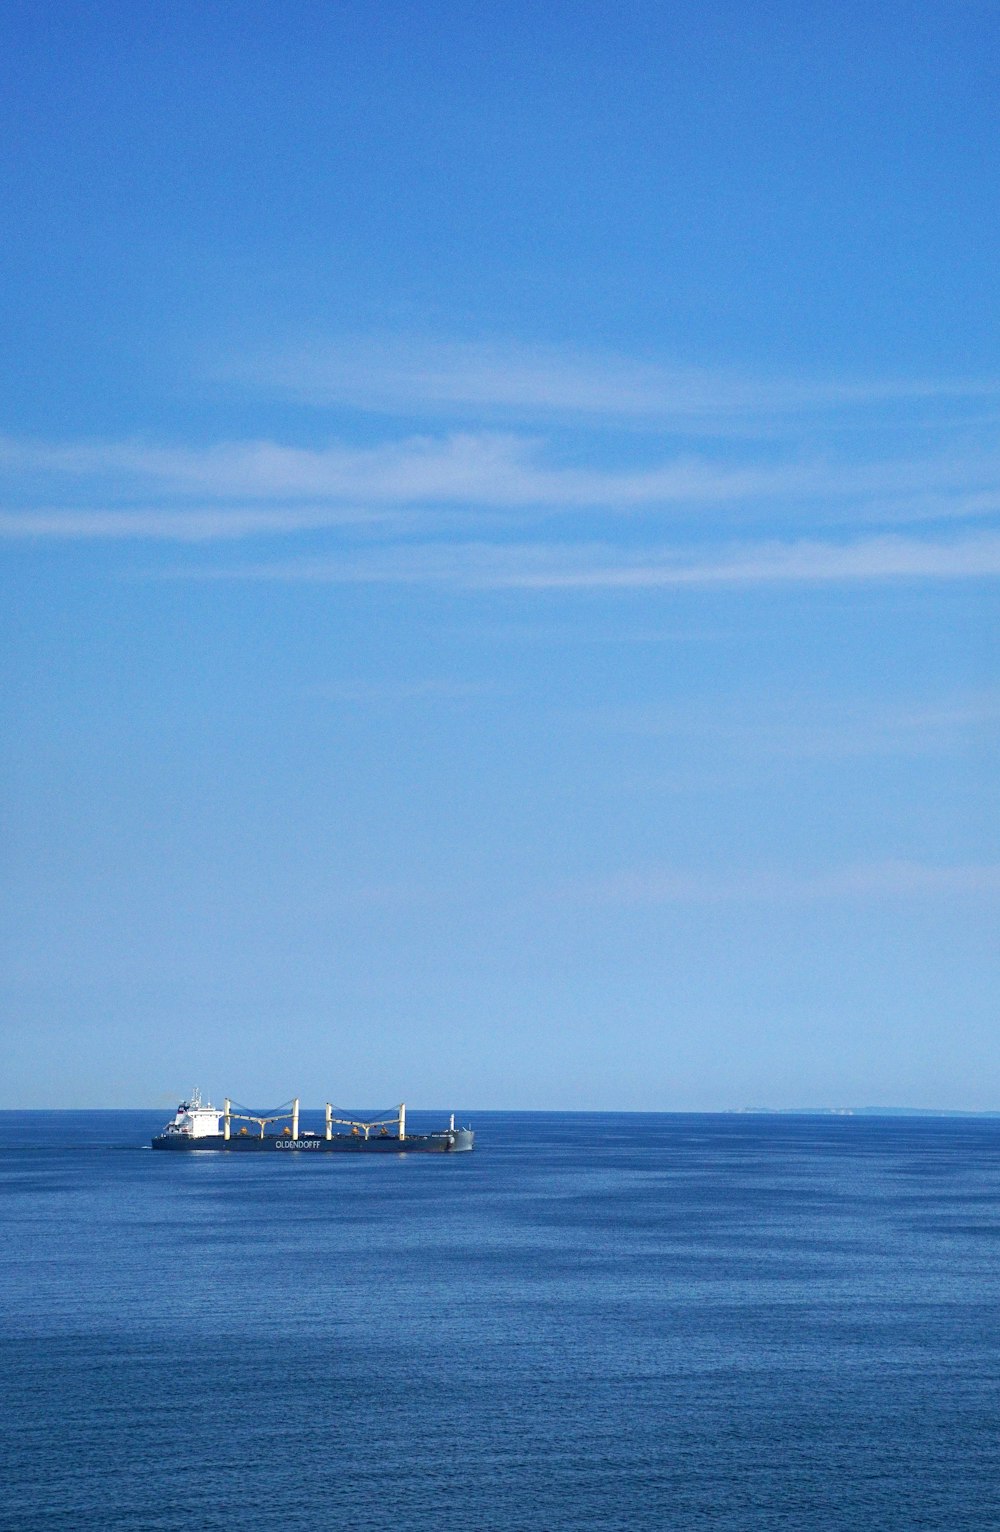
738,1106,1000,1117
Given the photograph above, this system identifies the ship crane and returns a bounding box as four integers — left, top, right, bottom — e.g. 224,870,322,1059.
223,1098,300,1140
323,1103,406,1141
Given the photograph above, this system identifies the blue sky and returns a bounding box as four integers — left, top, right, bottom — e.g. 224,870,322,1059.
1,0,997,1108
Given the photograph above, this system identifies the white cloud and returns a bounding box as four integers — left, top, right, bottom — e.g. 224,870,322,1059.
230,337,1000,429
0,504,406,541
0,432,540,503
191,530,1000,589
502,531,1000,588
0,429,830,509
571,691,1000,762
3,428,1000,521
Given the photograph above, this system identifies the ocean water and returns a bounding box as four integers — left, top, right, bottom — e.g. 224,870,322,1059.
2,1111,999,1531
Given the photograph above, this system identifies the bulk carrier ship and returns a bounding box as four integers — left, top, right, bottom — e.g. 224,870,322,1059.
152,1090,474,1153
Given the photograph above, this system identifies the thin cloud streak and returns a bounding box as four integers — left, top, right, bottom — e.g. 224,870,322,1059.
574,692,1000,761
233,338,1000,429
191,531,1000,589
4,430,1000,519
504,532,1000,588
0,504,408,541
0,429,832,508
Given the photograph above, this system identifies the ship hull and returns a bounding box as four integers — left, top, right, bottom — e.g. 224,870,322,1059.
152,1129,474,1153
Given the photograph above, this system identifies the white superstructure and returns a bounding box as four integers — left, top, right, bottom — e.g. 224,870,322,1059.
161,1088,223,1139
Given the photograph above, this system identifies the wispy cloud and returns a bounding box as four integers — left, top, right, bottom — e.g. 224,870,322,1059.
3,429,1000,524
562,860,1000,906
0,504,406,541
3,346,1000,593
229,337,1000,431
498,531,1000,588
0,432,546,504
187,530,1000,589
0,429,855,510
572,691,1000,762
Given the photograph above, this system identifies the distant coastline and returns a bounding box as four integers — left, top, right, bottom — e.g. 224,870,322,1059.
737,1106,1000,1117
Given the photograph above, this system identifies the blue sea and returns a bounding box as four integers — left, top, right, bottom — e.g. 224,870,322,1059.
2,1111,1000,1530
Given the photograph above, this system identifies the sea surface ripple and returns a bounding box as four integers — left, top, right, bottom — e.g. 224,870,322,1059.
2,1110,999,1530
